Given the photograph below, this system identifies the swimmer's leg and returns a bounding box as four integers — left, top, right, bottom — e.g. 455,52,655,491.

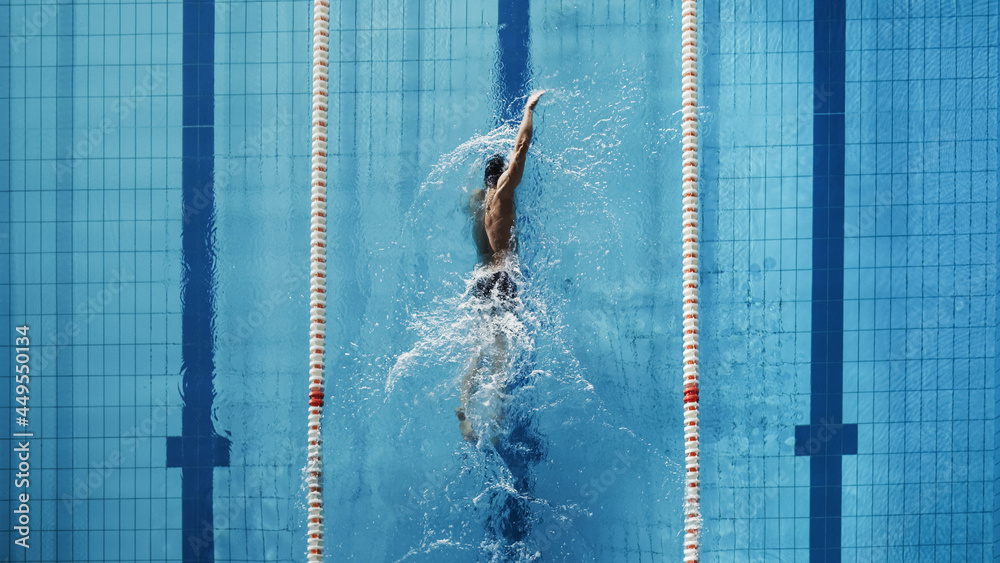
457,347,484,442
487,333,509,446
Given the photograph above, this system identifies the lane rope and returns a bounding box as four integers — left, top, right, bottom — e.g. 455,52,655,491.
680,0,701,561
307,0,329,560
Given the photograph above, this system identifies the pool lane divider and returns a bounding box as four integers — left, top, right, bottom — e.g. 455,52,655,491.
679,1,701,561
307,0,330,560
793,2,858,562
165,0,231,561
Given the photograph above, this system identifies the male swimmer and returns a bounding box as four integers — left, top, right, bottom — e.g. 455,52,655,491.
456,90,544,443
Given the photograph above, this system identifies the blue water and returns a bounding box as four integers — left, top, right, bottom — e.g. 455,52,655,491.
2,0,999,562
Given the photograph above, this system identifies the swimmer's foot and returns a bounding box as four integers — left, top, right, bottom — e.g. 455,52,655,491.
455,407,478,442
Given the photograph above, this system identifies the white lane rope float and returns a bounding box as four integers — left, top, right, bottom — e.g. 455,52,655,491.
680,0,701,561
307,0,329,560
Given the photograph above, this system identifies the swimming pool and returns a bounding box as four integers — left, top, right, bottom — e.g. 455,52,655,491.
2,0,998,561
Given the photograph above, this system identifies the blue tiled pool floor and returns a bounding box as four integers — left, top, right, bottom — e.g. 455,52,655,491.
3,0,999,561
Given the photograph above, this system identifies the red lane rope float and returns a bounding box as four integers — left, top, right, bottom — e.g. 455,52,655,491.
307,0,329,560
680,0,701,561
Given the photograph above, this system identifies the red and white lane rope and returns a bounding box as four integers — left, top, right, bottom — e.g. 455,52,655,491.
307,0,329,560
680,0,701,561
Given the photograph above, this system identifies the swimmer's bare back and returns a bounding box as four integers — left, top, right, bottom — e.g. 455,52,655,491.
484,91,544,265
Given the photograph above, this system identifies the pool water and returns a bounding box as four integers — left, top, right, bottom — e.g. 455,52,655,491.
2,0,998,562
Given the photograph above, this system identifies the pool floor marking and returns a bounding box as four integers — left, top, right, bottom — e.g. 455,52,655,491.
497,0,530,124
166,0,231,561
794,1,857,563
482,0,539,546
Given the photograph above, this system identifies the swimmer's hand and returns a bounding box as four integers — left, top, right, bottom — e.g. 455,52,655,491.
526,90,544,110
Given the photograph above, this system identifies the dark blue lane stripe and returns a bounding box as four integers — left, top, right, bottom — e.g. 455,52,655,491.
794,2,856,563
490,0,539,547
496,0,531,124
166,1,230,561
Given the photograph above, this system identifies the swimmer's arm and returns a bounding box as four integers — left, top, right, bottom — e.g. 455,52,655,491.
496,91,544,200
